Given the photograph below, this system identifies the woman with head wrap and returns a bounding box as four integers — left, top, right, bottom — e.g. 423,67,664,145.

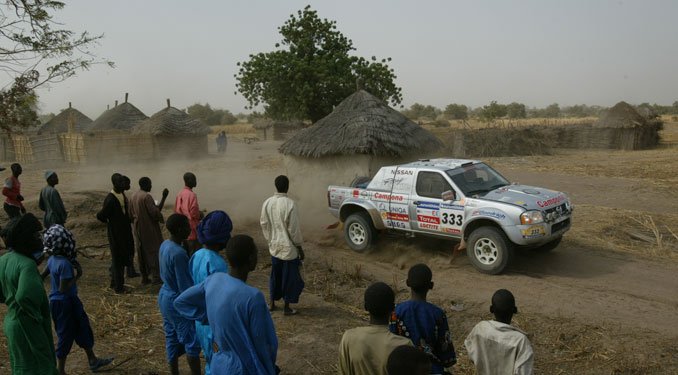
0,213,58,374
188,210,232,375
42,224,113,374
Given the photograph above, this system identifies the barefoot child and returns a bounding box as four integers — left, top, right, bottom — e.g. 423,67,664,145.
41,224,113,374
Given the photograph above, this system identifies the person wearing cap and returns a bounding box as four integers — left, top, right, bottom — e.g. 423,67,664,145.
0,213,58,374
39,170,67,228
188,210,233,375
389,264,456,374
464,289,534,375
338,282,413,375
40,224,114,374
260,175,305,316
2,163,26,219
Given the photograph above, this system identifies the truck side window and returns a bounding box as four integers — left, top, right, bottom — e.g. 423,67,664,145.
416,172,452,199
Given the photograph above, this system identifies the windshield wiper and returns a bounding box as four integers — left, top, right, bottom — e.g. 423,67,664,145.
489,183,508,190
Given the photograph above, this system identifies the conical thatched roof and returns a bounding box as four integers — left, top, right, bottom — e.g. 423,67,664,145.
595,101,647,128
133,100,210,136
279,90,442,158
39,104,92,134
89,94,148,132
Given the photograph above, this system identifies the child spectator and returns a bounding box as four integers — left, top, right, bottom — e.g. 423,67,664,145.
339,282,412,375
158,214,201,375
387,345,432,375
389,264,456,374
464,289,534,375
41,224,113,374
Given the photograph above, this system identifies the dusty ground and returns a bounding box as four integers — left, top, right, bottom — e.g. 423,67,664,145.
1,123,677,374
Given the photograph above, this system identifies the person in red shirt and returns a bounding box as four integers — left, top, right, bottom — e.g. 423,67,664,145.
3,163,26,219
175,172,203,254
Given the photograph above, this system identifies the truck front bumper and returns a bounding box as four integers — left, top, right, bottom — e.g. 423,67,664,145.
505,216,572,246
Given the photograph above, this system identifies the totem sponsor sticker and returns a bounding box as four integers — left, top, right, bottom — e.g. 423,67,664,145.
521,225,546,238
385,212,409,222
417,215,440,224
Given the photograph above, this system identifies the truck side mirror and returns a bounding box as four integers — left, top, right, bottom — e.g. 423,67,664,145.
441,190,456,201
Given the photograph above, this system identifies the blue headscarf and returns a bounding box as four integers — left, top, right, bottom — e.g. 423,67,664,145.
43,224,77,260
197,210,233,246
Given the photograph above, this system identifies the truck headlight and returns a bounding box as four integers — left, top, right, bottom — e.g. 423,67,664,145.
520,211,544,225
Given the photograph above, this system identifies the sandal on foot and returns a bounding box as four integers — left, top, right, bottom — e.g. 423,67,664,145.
90,357,114,372
283,309,298,316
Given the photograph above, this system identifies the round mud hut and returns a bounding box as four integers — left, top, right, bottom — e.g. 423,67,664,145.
38,103,93,134
88,93,148,132
133,99,210,159
593,101,661,149
279,89,443,189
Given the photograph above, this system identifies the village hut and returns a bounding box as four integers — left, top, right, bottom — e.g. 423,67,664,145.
592,101,661,149
38,103,92,134
279,89,443,189
252,118,273,140
132,99,210,158
88,93,148,132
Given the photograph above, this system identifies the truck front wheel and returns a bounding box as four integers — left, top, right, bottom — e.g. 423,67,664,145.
467,227,512,274
344,212,376,252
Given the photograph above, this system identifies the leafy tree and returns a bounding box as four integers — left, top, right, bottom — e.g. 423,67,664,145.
443,103,468,120
543,103,561,118
0,1,112,131
506,102,526,119
187,103,236,125
218,110,237,125
402,103,440,120
235,6,402,122
478,101,507,122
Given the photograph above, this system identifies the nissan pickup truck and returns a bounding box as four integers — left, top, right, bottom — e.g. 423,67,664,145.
328,159,573,274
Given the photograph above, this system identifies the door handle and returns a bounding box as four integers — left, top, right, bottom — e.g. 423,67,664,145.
413,201,420,205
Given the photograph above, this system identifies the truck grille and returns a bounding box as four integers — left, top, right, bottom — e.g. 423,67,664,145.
551,218,570,234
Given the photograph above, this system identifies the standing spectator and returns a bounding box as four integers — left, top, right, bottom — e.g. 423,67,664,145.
122,175,140,278
464,289,534,375
260,175,304,315
130,177,169,285
338,282,412,375
387,345,431,375
158,214,201,375
39,170,67,228
0,213,58,374
175,172,202,254
3,163,26,219
189,210,233,375
389,264,456,373
221,131,228,153
96,173,134,293
175,235,279,375
41,225,113,374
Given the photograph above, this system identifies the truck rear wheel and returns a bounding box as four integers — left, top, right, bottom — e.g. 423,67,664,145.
467,227,512,274
344,212,376,252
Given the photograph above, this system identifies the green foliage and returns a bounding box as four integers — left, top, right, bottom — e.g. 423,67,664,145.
186,103,236,125
0,0,113,131
431,118,450,128
478,101,507,122
0,74,39,131
543,103,561,118
235,5,402,122
402,103,441,120
443,103,468,120
506,102,526,119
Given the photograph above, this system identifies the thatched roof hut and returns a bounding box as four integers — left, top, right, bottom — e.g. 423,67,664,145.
279,90,443,199
38,103,92,134
132,99,209,158
590,101,661,149
280,90,442,158
595,101,647,128
88,93,148,132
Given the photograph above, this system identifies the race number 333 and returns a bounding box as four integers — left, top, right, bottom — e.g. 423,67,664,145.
442,213,463,226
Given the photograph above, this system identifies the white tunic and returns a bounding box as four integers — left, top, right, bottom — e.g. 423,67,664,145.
464,320,534,375
260,193,303,261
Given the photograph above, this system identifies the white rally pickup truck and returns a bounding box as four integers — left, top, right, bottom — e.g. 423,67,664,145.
328,159,573,274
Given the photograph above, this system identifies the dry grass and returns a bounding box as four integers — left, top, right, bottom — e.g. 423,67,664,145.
210,123,255,135
422,117,598,130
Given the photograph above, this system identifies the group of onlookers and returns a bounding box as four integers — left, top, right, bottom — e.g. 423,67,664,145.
0,163,534,374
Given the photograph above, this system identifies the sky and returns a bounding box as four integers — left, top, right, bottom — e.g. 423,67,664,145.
11,0,678,118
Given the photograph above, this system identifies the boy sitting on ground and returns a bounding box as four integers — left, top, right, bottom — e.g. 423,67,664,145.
389,263,456,374
338,282,412,375
464,289,534,375
41,224,113,374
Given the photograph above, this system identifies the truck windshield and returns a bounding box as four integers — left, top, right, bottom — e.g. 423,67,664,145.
446,163,510,197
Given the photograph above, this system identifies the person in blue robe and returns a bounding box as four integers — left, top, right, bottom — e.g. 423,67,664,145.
175,234,279,375
188,210,232,375
158,214,201,375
